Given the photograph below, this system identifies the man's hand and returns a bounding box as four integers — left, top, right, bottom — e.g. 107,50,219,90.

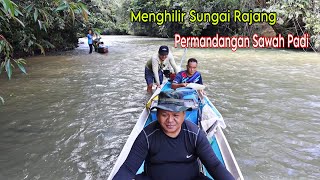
156,83,161,89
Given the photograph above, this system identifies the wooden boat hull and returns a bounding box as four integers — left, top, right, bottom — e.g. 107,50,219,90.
108,82,243,180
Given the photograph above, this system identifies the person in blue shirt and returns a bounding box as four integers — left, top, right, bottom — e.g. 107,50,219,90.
171,58,203,90
87,29,93,54
113,90,234,180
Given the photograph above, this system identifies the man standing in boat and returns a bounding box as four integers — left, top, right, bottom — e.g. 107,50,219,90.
171,58,203,90
145,45,179,93
113,90,235,180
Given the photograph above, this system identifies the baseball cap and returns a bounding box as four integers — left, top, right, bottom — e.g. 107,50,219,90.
158,45,169,55
151,90,192,112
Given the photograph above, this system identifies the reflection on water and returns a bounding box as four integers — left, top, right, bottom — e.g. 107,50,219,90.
0,36,319,179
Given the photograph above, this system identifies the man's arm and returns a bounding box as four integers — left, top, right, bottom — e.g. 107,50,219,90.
196,130,235,180
171,72,187,90
171,82,188,90
113,130,149,179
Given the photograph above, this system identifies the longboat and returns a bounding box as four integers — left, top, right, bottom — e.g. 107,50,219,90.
107,82,244,180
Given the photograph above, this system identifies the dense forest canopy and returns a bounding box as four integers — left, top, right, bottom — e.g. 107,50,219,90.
1,0,320,80
1,0,90,79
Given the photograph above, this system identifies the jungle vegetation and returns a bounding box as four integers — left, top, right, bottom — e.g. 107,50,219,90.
1,0,320,81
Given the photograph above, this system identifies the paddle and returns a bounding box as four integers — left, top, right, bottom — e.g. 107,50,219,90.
186,83,205,90
0,96,4,104
179,48,188,70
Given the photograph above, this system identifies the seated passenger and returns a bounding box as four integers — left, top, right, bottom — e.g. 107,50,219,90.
113,90,234,180
171,58,203,90
99,42,106,48
97,42,108,53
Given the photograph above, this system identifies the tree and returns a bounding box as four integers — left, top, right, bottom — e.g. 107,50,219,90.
1,0,91,79
268,0,320,50
1,0,27,79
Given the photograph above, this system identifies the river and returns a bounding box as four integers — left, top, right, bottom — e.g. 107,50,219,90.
0,35,319,179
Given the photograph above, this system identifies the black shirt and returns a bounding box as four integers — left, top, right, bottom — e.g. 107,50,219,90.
114,120,234,180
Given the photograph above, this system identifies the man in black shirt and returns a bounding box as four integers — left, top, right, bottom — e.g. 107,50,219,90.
114,90,234,180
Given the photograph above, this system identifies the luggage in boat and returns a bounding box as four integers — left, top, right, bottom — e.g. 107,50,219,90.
98,47,108,53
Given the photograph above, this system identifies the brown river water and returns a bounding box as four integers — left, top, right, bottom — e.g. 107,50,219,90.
0,35,319,179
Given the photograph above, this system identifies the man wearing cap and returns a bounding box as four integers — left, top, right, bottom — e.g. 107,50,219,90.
145,45,179,93
172,58,203,90
114,90,235,180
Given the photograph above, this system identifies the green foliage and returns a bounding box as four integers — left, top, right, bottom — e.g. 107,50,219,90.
83,0,129,35
0,35,27,79
1,0,91,79
268,0,320,50
0,0,24,26
55,0,90,24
